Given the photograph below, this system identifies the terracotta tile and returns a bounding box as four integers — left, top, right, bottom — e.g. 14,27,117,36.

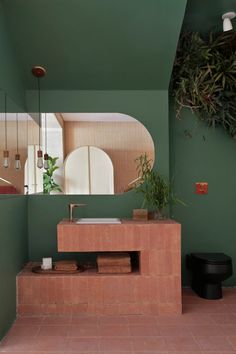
127,315,157,325
37,325,69,337
159,302,182,315
13,316,44,326
30,336,68,351
71,315,98,325
42,315,71,325
227,336,236,350
29,352,65,354
0,336,35,351
159,325,191,336
67,338,99,351
119,303,144,315
129,324,161,336
221,324,236,335
98,315,128,325
99,337,132,351
189,325,224,336
211,313,236,324
98,324,129,337
68,324,98,337
7,324,40,337
134,352,167,354
165,336,200,351
202,352,235,354
226,304,236,312
139,251,150,274
184,303,231,314
0,352,29,354
132,337,166,351
195,336,234,351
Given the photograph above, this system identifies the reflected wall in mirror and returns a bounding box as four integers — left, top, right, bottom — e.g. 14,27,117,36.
0,112,39,194
0,112,155,195
59,113,154,194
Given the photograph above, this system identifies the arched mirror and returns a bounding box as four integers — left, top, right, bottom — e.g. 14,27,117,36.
0,112,155,195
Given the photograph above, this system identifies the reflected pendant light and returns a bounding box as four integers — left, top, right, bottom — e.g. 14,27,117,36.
2,92,10,168
43,113,49,169
14,113,21,170
31,65,46,169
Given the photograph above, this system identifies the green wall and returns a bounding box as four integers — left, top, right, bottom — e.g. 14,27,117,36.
27,90,170,260
0,2,25,109
0,3,27,340
0,197,28,339
170,100,236,286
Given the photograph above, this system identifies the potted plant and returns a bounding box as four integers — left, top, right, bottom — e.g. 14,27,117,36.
134,153,183,219
43,156,62,194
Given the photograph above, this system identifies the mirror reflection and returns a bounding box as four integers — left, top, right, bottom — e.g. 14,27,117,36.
0,112,155,195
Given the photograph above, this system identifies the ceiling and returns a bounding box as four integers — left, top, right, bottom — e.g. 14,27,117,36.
61,113,136,122
3,0,187,90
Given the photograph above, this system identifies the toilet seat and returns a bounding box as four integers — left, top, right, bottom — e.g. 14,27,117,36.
191,252,232,265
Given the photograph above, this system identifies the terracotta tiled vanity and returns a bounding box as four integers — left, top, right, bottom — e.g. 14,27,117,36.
18,220,181,315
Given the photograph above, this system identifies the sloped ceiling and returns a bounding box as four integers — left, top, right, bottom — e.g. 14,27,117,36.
3,0,187,90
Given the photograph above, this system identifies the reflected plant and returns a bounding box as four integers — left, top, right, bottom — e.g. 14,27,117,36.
43,156,62,194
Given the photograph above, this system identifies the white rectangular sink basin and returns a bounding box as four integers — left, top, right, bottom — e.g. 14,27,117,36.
76,218,121,224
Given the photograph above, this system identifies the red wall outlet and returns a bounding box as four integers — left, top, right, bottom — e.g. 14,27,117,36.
196,182,208,194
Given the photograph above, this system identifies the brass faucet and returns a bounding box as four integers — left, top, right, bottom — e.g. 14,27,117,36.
68,203,86,222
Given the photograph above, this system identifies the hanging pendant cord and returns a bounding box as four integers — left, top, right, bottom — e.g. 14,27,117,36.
4,92,7,151
38,76,41,150
16,113,19,154
45,113,47,153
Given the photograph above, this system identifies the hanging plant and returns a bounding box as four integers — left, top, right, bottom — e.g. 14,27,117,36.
170,31,236,138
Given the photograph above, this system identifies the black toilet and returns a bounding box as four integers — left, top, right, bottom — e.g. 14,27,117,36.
186,253,233,299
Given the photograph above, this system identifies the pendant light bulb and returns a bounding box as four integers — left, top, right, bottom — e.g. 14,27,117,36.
37,150,43,169
2,150,10,168
32,65,47,170
44,153,49,170
14,154,21,170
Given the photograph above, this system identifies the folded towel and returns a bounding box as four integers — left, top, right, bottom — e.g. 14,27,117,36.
55,266,78,271
54,260,78,271
97,252,131,267
98,265,131,274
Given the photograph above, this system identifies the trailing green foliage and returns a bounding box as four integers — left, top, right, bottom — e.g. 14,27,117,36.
171,31,236,138
134,154,184,218
43,156,62,194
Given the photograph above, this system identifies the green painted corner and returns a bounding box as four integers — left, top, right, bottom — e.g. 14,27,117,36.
169,98,236,286
0,197,28,339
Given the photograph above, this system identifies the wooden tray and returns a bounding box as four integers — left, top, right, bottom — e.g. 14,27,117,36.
32,266,84,274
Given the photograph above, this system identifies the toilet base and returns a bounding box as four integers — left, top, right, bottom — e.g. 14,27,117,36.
192,279,222,300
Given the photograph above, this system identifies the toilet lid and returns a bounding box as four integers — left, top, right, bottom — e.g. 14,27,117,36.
191,253,232,265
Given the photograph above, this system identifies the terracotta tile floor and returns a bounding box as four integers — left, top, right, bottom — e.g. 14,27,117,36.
2,288,236,353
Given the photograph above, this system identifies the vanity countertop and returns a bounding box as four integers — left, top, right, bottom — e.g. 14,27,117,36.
58,218,179,225
57,218,181,253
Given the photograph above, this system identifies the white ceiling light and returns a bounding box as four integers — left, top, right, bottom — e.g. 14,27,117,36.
222,12,236,32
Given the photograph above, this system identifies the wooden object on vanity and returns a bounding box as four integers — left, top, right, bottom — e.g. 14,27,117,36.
132,208,148,221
